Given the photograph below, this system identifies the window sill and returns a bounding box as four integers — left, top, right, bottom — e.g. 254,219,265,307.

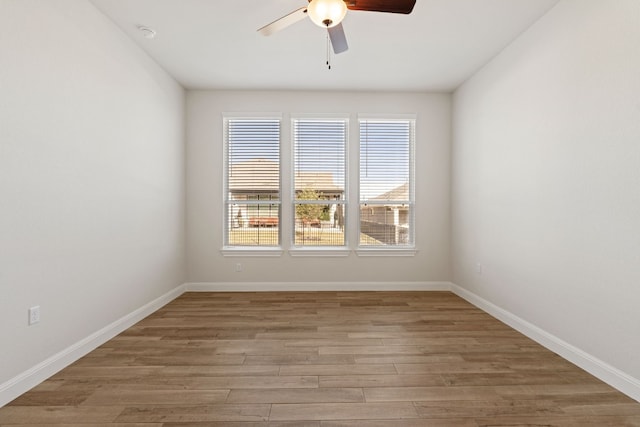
221,247,283,257
356,248,418,257
288,248,351,257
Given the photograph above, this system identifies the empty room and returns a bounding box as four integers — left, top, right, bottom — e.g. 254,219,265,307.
1,0,639,425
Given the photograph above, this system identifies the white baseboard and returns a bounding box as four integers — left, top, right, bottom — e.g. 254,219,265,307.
450,282,640,402
0,284,186,407
184,281,452,292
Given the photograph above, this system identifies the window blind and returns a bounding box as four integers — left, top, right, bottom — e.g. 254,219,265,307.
225,118,281,246
359,119,414,246
292,118,347,246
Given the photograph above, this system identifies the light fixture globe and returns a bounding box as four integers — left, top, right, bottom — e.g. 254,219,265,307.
307,0,347,28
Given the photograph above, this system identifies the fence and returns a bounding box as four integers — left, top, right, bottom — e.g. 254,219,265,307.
360,221,409,245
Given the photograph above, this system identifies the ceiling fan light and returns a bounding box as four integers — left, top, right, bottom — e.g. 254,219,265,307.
307,0,347,28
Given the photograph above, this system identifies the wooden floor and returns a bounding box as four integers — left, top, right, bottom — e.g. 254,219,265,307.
2,291,640,426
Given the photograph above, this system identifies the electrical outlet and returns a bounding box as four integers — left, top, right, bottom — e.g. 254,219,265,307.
235,263,242,272
28,306,40,325
475,263,483,274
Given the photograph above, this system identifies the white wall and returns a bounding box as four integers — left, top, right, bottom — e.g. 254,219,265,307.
0,0,186,399
187,91,451,286
452,0,640,395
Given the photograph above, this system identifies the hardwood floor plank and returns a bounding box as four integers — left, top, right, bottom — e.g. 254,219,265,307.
0,424,161,427
319,345,425,355
279,364,397,376
269,402,419,421
162,423,319,427
439,372,592,386
394,362,514,374
6,390,93,406
52,366,164,379
245,354,355,365
81,389,229,405
284,338,384,347
54,375,318,392
413,398,567,418
226,388,364,404
256,332,349,339
321,420,478,427
474,415,640,426
131,354,246,365
0,406,124,423
158,375,319,389
114,404,271,422
158,365,280,377
353,354,463,364
364,385,504,402
492,383,620,398
319,374,444,388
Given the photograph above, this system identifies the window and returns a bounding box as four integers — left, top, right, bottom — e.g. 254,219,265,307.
224,117,280,247
292,118,347,247
359,118,415,248
222,114,416,256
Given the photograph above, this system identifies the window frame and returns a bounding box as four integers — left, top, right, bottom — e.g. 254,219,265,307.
289,114,350,257
356,114,417,257
221,113,284,257
220,112,417,257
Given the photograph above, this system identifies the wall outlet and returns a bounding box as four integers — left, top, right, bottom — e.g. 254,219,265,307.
235,263,242,272
28,306,40,325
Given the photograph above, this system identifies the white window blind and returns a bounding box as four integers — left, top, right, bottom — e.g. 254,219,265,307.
359,119,414,247
293,118,347,246
224,118,280,247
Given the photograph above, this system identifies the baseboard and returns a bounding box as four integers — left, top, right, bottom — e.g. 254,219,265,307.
450,282,640,402
0,284,186,407
185,281,453,292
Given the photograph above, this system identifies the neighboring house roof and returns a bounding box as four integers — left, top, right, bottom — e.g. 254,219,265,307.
229,159,279,192
294,171,342,193
229,159,343,194
372,182,409,201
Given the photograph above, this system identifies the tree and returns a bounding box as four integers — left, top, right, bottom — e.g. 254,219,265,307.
295,188,324,241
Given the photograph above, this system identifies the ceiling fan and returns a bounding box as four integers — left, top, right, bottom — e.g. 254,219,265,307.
258,0,416,55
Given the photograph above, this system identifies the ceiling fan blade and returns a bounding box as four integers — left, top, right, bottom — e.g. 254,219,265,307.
257,6,308,36
346,0,416,14
328,23,348,54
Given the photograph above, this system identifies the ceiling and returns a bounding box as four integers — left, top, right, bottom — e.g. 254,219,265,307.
90,0,559,92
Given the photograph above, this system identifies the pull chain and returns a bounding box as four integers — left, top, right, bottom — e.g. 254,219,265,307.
326,29,331,69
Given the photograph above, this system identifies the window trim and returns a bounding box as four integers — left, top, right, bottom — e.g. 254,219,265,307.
220,112,417,257
290,114,349,249
355,248,418,257
288,247,351,257
222,113,283,251
357,114,416,252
